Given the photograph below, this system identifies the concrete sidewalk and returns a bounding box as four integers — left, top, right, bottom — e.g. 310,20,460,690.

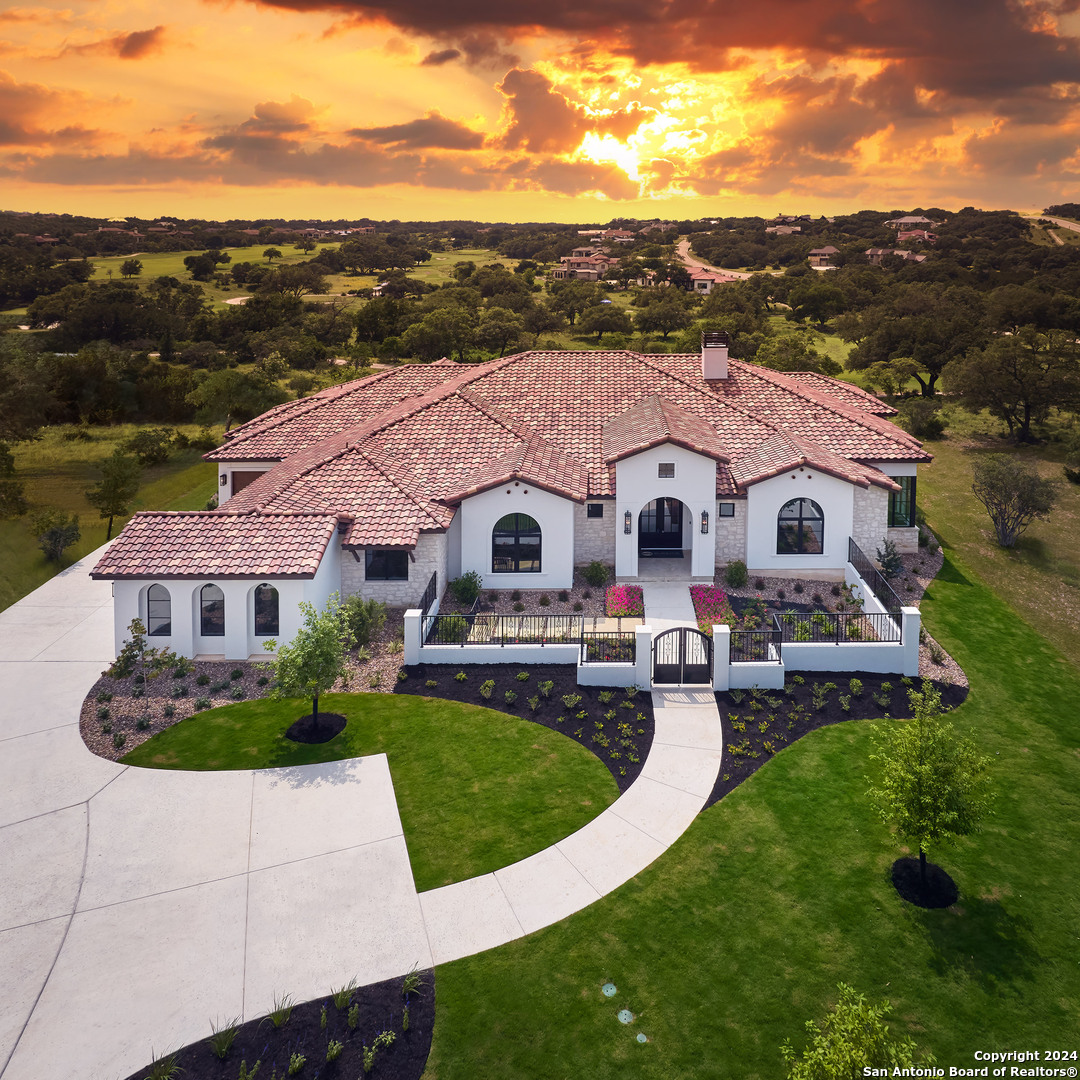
641,580,699,629
1,550,722,1080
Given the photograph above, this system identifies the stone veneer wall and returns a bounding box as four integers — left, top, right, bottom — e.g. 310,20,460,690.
340,532,447,606
714,499,747,565
852,486,889,559
887,526,920,553
574,501,614,566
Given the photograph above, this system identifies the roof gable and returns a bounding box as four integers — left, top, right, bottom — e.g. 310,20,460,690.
602,394,730,463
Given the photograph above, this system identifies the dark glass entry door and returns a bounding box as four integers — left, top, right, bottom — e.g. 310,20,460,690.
639,498,683,554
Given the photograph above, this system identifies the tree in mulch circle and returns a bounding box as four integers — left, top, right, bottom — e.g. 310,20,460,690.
263,593,354,742
866,683,994,907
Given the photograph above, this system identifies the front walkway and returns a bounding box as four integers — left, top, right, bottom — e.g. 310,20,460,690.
641,580,699,629
0,551,722,1080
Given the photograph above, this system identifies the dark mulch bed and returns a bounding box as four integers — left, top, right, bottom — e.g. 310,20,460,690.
286,711,348,744
707,673,969,808
123,970,434,1080
394,664,654,794
891,856,959,908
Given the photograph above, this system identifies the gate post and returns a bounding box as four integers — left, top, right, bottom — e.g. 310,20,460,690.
635,624,652,688
404,609,421,666
712,624,730,691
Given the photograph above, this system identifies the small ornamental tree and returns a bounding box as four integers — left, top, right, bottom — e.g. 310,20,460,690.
85,450,141,540
29,508,81,563
263,593,354,724
971,454,1056,547
781,983,929,1079
867,684,994,889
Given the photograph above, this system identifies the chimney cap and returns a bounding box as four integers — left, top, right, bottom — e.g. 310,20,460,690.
702,331,730,347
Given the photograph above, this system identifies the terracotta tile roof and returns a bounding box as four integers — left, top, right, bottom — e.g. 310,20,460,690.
90,511,338,579
441,432,590,502
602,394,730,463
771,371,897,416
101,348,928,574
730,432,901,491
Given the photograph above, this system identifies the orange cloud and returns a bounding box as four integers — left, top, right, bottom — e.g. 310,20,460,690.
57,25,168,60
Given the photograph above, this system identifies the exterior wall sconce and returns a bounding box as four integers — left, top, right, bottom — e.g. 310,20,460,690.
624,509,632,534
701,509,709,534
219,474,228,487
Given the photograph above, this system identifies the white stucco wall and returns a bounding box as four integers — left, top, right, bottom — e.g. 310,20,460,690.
613,443,718,579
574,501,614,566
339,532,447,607
458,483,576,589
744,468,854,575
111,535,341,661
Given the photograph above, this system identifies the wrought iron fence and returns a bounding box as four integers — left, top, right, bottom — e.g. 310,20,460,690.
424,612,584,646
580,631,636,664
847,537,903,614
729,627,782,663
774,609,901,644
419,571,438,617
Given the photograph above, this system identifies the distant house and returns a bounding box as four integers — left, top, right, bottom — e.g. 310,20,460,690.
689,268,737,294
897,230,937,244
808,246,840,268
885,215,934,230
865,248,927,266
765,225,802,235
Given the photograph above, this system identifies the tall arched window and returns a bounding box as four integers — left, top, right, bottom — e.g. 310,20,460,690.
200,584,225,637
254,583,279,636
777,498,825,554
147,584,171,636
492,513,541,573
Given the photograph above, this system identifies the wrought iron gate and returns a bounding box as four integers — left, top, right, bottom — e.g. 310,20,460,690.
652,626,713,684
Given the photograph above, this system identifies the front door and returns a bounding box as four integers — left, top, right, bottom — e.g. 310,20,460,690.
639,498,683,557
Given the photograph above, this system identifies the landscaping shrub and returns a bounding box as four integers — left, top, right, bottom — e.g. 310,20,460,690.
449,571,483,606
583,561,609,587
876,538,903,579
343,595,388,646
724,559,749,588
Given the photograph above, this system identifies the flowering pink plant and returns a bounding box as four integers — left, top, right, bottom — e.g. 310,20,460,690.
605,584,645,618
689,585,738,636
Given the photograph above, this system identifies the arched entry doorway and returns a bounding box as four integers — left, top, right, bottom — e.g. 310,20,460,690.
639,498,687,559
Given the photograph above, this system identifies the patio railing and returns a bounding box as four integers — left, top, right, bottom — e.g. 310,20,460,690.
848,537,903,614
580,631,636,664
424,612,585,647
419,571,438,617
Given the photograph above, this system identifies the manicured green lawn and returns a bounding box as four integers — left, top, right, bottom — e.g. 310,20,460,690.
2,424,218,612
122,693,619,893
422,557,1080,1078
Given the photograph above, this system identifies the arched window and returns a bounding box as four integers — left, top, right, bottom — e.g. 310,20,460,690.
200,584,225,637
254,583,279,636
492,513,541,573
147,584,171,637
777,498,825,554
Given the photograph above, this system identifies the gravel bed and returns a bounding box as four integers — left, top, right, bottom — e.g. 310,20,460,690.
438,567,612,617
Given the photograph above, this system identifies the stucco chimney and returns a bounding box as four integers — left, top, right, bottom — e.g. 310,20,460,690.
701,331,730,380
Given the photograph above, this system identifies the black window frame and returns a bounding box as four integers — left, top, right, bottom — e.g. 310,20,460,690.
657,462,676,478
776,498,825,555
147,583,171,637
888,476,917,528
365,549,409,581
586,503,605,519
253,583,279,636
717,502,735,518
200,583,225,637
492,513,542,574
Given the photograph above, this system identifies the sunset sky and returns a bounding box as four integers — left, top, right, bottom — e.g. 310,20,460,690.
2,0,1080,221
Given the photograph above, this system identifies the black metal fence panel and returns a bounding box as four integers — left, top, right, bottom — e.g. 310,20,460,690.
729,628,782,663
580,632,636,664
847,537,904,614
773,610,901,644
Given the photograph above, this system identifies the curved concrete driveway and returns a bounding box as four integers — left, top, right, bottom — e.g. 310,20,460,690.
0,549,721,1080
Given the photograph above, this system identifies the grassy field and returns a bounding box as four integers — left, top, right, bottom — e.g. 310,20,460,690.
122,692,619,893
422,549,1080,1078
2,424,218,612
767,312,854,368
